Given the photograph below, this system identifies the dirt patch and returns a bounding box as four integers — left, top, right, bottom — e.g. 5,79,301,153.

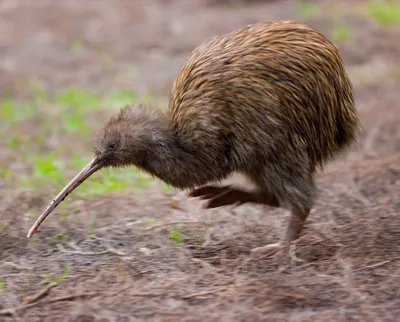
1,0,400,321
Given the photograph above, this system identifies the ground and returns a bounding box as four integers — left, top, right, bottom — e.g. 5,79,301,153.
0,0,400,321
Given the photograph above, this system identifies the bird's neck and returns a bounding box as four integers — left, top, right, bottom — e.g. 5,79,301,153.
140,121,224,190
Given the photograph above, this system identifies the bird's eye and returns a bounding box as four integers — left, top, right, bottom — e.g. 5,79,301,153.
109,143,116,149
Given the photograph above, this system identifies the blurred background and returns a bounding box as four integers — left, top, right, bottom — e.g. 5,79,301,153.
0,0,399,321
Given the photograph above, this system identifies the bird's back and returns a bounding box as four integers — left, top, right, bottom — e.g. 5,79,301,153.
168,20,359,170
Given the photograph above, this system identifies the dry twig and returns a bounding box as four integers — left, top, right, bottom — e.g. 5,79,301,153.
23,282,58,304
353,259,395,272
0,292,98,316
57,244,109,256
57,243,129,256
141,220,206,231
181,286,229,299
105,245,129,256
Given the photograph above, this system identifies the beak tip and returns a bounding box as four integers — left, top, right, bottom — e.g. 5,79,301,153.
27,228,35,239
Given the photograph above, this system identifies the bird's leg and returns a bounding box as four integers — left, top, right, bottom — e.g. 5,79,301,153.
191,179,313,258
250,207,310,256
251,174,315,257
283,208,310,243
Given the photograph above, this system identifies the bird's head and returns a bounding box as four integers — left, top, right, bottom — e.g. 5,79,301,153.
27,104,166,238
93,105,164,168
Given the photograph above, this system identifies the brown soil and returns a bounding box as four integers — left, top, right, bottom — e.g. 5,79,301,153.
1,0,400,321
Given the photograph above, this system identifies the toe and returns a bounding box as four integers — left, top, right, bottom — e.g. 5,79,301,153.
189,186,228,198
250,243,282,257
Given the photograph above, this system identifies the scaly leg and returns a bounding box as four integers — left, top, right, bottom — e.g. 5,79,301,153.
250,207,310,256
250,172,315,257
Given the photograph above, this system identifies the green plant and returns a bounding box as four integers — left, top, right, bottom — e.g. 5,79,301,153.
24,210,37,218
98,52,115,70
83,169,148,195
331,24,353,44
144,217,157,227
106,90,137,108
21,152,152,197
57,203,69,221
88,213,97,237
0,97,15,121
0,166,12,180
141,90,155,105
56,87,102,111
3,84,160,199
43,262,72,284
64,113,88,133
161,183,176,192
29,79,48,102
367,0,400,26
71,37,86,54
0,278,7,292
48,233,68,244
23,154,67,188
6,136,23,149
295,1,318,19
170,229,184,245
0,98,34,123
30,237,41,247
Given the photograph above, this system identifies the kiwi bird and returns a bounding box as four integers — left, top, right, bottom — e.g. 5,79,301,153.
27,20,359,255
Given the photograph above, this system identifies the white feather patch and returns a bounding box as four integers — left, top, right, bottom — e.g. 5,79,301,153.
218,171,258,193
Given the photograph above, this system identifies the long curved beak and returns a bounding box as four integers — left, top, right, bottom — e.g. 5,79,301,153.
27,157,104,238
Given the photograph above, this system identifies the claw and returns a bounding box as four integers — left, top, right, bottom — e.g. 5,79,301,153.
204,188,252,209
189,185,230,198
250,243,282,257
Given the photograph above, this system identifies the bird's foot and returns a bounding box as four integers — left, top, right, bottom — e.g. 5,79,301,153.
189,185,229,200
250,242,284,257
189,185,253,208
